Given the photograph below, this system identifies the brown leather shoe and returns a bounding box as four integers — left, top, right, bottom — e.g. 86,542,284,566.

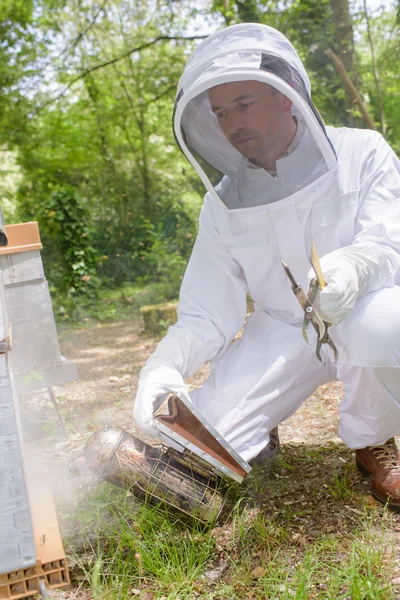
250,427,280,465
355,438,400,511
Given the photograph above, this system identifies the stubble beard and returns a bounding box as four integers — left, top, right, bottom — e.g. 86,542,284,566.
230,112,282,157
234,131,281,163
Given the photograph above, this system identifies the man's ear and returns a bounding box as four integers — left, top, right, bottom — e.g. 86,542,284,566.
282,94,293,113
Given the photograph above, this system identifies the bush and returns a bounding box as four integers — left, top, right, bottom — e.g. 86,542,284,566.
19,184,99,319
17,180,201,322
94,194,199,298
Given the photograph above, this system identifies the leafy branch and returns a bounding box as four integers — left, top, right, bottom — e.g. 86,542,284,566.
57,0,110,60
30,35,207,119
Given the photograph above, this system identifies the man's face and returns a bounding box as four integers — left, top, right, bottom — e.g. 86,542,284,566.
208,80,293,162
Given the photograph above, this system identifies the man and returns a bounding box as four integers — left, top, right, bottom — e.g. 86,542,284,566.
134,24,400,510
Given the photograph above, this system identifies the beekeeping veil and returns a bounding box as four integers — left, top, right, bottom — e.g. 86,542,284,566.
173,24,337,207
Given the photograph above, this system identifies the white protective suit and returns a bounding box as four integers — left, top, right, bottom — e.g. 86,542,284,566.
134,24,400,462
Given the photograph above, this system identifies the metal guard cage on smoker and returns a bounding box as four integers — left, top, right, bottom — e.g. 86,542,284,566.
85,393,251,523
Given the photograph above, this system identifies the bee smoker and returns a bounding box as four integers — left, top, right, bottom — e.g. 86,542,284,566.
85,393,251,524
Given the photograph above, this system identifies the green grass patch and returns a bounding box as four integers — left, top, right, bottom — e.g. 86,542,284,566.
67,485,216,598
65,444,400,599
56,281,179,331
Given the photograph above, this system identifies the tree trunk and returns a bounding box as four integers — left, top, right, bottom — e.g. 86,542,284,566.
363,0,385,135
330,0,356,73
330,0,361,124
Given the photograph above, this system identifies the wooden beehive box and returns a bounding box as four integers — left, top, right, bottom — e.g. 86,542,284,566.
0,222,77,392
0,255,69,598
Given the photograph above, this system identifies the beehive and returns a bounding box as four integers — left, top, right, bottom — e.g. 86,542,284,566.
0,221,70,597
0,222,77,392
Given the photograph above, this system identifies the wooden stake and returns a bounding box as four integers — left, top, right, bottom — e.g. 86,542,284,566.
325,48,376,131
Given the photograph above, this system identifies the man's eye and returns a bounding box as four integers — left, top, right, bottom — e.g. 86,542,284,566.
216,112,226,119
239,103,252,109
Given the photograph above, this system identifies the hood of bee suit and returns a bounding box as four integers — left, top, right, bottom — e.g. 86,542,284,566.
173,23,337,206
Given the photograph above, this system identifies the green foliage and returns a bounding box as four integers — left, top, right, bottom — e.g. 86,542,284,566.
0,0,399,323
211,0,353,126
93,195,197,292
73,485,216,598
356,7,400,152
19,184,99,318
0,1,36,146
66,449,399,600
0,0,33,22
6,0,204,321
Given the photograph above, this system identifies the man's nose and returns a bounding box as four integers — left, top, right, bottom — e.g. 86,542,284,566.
229,111,246,135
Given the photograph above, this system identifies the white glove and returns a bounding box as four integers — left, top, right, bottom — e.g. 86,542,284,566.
311,254,359,325
134,327,207,437
309,242,397,326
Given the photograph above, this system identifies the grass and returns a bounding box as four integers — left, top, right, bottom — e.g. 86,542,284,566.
57,281,179,329
67,487,217,598
53,281,179,341
56,282,255,332
63,443,400,600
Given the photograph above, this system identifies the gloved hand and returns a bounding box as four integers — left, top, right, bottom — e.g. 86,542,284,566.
310,254,360,325
133,327,207,437
134,364,188,437
309,241,398,326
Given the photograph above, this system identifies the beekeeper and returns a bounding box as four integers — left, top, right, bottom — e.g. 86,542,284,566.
134,24,400,510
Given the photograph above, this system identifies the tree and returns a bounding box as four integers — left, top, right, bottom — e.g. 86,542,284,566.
210,0,354,125
3,0,400,317
329,0,362,124
13,0,204,302
0,0,35,145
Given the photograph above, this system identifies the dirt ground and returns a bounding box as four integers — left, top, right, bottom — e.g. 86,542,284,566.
54,315,344,445
23,314,400,599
